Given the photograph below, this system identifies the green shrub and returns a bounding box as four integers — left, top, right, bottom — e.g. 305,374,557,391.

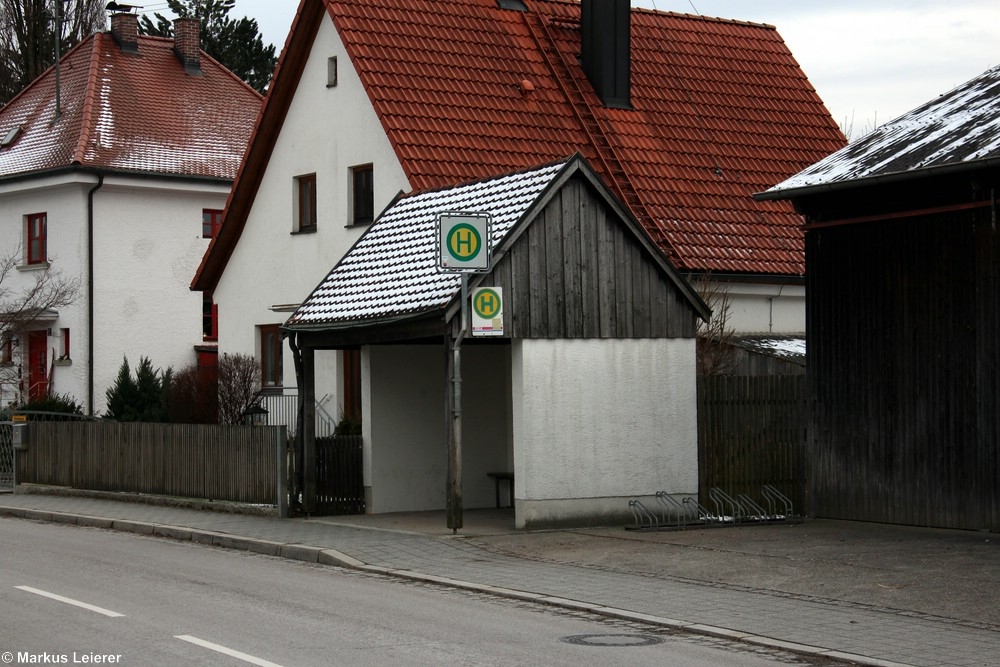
16,392,84,415
105,356,172,422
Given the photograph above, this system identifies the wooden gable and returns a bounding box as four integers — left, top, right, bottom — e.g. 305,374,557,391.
450,168,704,341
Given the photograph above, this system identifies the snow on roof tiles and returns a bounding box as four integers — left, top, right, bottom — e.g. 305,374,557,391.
0,32,261,181
287,159,568,327
764,65,1000,197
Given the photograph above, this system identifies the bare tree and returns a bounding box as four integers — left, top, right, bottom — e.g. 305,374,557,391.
216,352,261,425
0,0,107,105
693,275,737,376
0,244,80,404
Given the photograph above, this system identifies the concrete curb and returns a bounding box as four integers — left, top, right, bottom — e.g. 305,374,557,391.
0,506,916,667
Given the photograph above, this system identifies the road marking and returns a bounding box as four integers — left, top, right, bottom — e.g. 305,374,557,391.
174,635,284,667
15,585,125,617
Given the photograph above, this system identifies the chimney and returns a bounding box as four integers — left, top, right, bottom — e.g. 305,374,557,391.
173,17,202,76
110,12,139,54
580,0,631,109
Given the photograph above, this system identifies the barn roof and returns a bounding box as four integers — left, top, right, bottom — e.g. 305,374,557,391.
761,64,1000,199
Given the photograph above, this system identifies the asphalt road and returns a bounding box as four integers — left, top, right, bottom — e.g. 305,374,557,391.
0,518,848,667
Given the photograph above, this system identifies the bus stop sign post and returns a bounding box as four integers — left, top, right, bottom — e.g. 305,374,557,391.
438,213,492,533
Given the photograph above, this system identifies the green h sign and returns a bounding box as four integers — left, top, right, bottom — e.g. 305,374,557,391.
439,213,491,271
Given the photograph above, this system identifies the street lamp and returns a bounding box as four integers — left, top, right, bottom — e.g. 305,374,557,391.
242,403,268,426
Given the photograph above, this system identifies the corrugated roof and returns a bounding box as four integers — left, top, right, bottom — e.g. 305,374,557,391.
763,65,1000,198
0,32,262,181
192,0,845,291
288,159,568,328
331,0,845,276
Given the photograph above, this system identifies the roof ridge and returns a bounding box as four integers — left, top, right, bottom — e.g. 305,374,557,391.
71,33,104,165
630,5,776,30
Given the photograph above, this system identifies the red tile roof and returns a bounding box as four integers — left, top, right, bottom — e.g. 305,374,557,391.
0,32,262,181
193,0,844,290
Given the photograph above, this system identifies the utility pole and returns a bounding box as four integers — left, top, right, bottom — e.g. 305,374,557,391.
54,0,62,119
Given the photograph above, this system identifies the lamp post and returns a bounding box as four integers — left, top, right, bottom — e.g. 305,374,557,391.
242,404,268,426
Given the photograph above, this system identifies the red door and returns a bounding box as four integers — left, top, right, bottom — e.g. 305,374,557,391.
27,330,48,402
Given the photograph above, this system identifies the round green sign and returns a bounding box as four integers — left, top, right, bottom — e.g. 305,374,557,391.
473,288,501,319
446,223,482,262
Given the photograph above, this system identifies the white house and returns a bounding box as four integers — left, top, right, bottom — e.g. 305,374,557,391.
0,12,261,414
193,0,845,431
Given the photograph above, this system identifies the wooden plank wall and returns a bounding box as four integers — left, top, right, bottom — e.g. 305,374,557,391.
484,177,697,340
807,208,1000,531
16,422,282,505
698,375,805,511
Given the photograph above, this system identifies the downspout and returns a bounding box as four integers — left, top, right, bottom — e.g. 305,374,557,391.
87,173,105,416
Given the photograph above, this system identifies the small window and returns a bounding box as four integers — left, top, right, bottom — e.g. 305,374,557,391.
202,209,223,238
203,293,218,341
26,212,46,264
351,165,373,226
1,336,13,365
295,174,317,233
327,56,338,87
59,328,70,360
259,324,283,388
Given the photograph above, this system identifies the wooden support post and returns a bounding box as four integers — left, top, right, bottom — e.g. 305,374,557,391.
302,346,316,514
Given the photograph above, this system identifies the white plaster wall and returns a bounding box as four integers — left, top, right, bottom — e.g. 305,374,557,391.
364,344,511,513
92,178,230,415
0,176,91,409
722,283,805,334
0,174,225,415
511,338,698,528
214,16,409,413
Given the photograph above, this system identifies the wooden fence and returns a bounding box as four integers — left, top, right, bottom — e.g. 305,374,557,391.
697,375,806,512
16,422,286,507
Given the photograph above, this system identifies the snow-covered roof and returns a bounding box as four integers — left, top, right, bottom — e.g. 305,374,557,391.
762,65,1000,198
0,31,261,181
731,334,805,364
286,159,569,328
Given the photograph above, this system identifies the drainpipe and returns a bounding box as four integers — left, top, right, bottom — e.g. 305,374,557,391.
87,173,105,416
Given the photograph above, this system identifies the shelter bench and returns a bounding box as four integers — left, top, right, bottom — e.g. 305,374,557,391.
486,471,514,508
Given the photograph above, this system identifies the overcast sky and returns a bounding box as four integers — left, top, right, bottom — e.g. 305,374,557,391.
144,0,1000,140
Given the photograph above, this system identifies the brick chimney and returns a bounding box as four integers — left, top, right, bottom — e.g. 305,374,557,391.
580,0,631,108
173,17,202,76
110,12,139,54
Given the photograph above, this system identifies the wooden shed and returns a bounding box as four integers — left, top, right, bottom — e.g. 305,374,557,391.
284,155,709,529
758,65,1000,531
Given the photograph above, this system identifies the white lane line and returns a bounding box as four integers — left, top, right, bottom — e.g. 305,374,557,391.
174,635,284,667
15,585,125,617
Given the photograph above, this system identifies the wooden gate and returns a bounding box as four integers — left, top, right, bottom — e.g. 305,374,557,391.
697,375,806,512
315,434,365,514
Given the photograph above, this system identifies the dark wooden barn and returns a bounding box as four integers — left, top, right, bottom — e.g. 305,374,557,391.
758,65,1000,531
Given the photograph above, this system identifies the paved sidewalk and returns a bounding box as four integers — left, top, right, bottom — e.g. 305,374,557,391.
1,491,998,667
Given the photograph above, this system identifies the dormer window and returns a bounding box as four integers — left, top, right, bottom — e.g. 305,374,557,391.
1,126,22,148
